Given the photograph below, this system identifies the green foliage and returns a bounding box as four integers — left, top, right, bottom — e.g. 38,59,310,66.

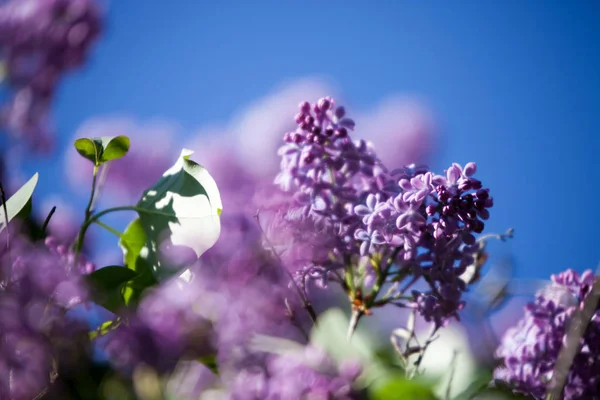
134,149,222,281
370,375,438,400
0,173,38,233
119,218,158,306
74,135,130,166
89,318,122,340
86,266,139,313
196,354,219,375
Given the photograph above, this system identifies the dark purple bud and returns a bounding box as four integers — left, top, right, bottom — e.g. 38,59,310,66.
339,118,356,130
325,127,334,136
426,205,436,216
292,133,303,144
437,187,450,203
474,199,486,211
311,126,321,135
299,101,311,113
304,115,314,125
295,113,305,124
458,179,471,191
478,209,490,220
471,219,484,233
470,179,482,190
303,153,314,164
476,188,489,200
335,127,348,138
300,122,310,131
318,98,331,111
335,106,346,119
305,133,314,142
485,197,494,208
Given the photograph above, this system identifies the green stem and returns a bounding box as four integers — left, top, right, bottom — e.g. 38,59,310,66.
93,220,123,238
85,165,99,222
75,206,137,256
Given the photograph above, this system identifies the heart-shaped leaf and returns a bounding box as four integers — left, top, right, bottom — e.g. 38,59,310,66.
0,173,39,233
134,149,222,280
74,138,101,165
86,266,139,313
100,135,130,162
119,218,157,306
74,135,130,166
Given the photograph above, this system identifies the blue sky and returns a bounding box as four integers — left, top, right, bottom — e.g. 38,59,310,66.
17,1,600,281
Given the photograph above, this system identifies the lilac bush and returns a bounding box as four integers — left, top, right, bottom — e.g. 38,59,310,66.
6,2,598,399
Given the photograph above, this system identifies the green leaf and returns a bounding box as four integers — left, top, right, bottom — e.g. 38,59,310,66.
99,135,130,162
0,173,39,233
74,138,101,165
74,135,130,165
119,218,158,306
86,266,139,313
370,375,438,400
452,369,494,400
196,354,219,375
89,318,122,340
135,149,222,280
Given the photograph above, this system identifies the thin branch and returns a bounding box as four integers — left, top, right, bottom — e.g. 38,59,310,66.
41,206,56,234
347,308,363,341
445,350,458,400
253,209,318,325
0,181,10,251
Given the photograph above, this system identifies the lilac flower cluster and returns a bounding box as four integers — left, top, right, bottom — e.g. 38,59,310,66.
0,0,102,150
494,269,600,399
275,98,493,328
0,234,95,399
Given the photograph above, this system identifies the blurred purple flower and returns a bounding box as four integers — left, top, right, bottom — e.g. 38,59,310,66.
494,269,600,400
0,0,103,151
0,233,94,399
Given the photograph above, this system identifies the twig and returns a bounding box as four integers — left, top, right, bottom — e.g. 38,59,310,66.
285,298,309,341
445,350,458,400
253,209,318,325
347,308,363,341
0,181,10,251
547,263,600,400
41,206,57,234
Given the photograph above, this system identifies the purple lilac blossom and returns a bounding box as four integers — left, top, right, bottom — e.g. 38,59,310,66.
0,0,102,151
275,97,493,328
494,268,600,400
0,232,94,399
227,345,362,400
